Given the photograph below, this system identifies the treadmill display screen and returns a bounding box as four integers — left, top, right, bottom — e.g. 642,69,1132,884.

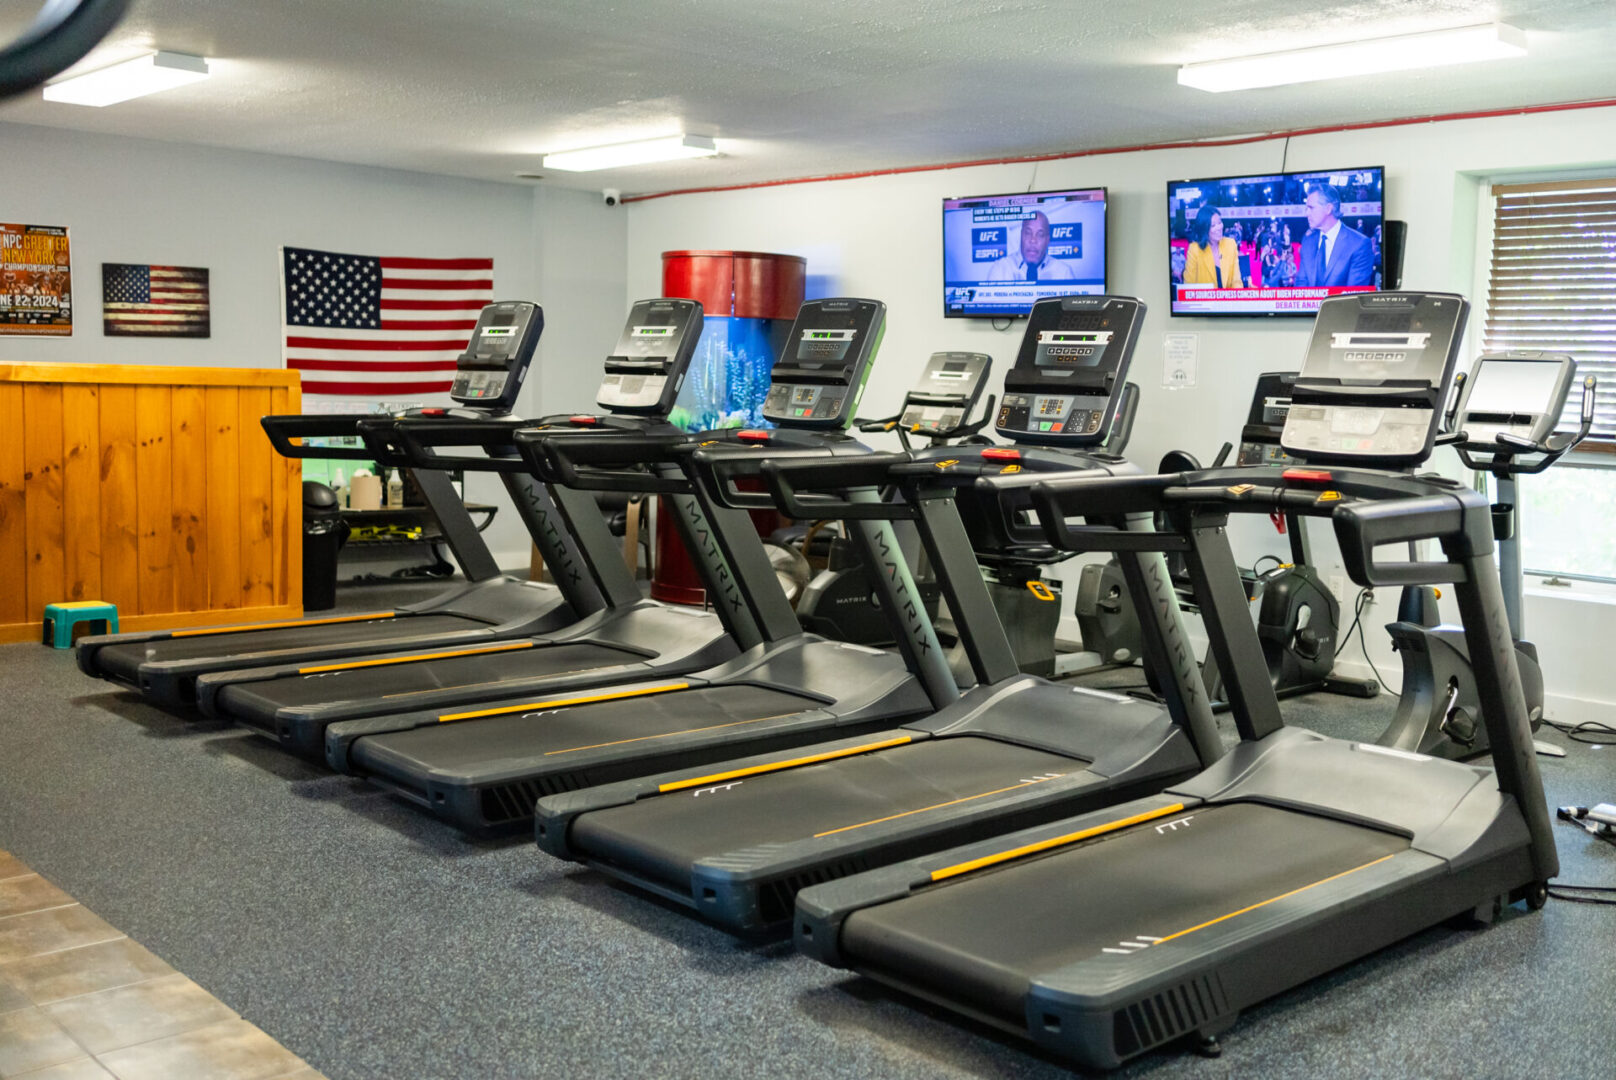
793,328,859,366
999,296,1143,447
763,299,884,428
1036,330,1112,367
595,298,703,415
1302,294,1462,384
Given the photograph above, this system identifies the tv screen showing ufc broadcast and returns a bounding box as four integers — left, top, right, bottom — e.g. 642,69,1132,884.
943,187,1107,318
1167,166,1385,316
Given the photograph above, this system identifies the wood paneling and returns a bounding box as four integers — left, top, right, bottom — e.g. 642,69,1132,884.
61,385,101,602
134,386,174,615
0,384,25,626
98,386,140,613
203,387,241,610
170,386,209,612
0,364,302,643
23,385,65,623
237,388,273,608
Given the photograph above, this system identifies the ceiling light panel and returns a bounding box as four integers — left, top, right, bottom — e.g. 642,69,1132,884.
1178,23,1527,93
43,51,210,107
542,134,718,172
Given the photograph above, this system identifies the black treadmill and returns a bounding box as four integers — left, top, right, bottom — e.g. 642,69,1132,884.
322,299,955,833
189,301,748,758
76,301,575,707
794,291,1560,1069
532,296,1223,934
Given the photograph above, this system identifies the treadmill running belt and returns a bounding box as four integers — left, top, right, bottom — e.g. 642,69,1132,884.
840,803,1410,1023
216,642,643,712
351,685,819,776
573,738,1078,888
93,615,486,680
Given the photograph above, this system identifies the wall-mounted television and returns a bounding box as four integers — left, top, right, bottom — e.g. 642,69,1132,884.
943,186,1107,318
1167,166,1385,317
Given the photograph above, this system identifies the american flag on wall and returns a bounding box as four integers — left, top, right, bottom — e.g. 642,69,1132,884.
279,246,493,396
102,264,210,337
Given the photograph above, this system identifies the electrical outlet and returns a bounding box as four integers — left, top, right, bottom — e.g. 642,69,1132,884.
1362,588,1377,606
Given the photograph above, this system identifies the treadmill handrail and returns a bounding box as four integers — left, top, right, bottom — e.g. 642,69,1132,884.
261,414,390,462
392,418,530,474
692,445,881,511
1027,467,1492,590
353,417,417,468
522,428,693,494
761,452,915,519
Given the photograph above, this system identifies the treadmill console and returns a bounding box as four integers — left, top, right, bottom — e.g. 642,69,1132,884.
996,295,1143,447
595,298,703,415
1454,352,1576,449
1282,291,1468,467
761,298,885,429
1235,372,1301,467
897,352,992,436
451,301,543,413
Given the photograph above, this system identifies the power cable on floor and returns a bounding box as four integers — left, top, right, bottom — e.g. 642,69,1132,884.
1344,588,1398,698
1542,717,1616,745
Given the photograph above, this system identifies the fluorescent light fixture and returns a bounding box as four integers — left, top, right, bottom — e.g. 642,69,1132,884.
542,134,718,172
43,51,209,106
1178,23,1526,93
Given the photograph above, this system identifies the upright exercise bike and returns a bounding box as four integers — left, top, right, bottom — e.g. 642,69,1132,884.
1379,351,1595,760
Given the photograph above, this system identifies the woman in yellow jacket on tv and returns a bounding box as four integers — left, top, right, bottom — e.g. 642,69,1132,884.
1183,207,1243,289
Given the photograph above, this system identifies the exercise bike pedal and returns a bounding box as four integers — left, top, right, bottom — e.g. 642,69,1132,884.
1437,680,1477,749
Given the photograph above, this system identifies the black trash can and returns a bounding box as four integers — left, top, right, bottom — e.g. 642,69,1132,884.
303,481,350,611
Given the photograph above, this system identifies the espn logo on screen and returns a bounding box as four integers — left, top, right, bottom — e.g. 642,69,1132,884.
972,227,1006,263
1049,223,1082,259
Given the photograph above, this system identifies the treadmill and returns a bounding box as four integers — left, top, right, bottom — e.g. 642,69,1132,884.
76,301,575,707
794,291,1559,1069
322,299,954,833
190,301,746,759
532,296,1222,935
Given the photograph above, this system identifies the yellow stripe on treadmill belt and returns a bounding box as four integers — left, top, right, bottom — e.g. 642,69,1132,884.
1150,853,1399,945
657,736,914,793
297,641,532,674
170,611,396,637
543,711,804,757
437,682,690,723
929,803,1187,882
815,774,1065,838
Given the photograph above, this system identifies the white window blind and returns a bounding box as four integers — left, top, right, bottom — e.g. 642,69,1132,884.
1486,178,1616,444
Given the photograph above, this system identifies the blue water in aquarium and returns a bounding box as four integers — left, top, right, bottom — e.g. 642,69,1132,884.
667,315,778,433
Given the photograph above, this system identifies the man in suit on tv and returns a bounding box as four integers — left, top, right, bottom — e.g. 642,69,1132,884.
987,212,1077,282
1295,184,1374,288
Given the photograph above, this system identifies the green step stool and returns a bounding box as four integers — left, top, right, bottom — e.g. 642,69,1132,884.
43,601,119,648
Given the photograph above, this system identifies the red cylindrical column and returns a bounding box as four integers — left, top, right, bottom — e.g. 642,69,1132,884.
652,250,806,606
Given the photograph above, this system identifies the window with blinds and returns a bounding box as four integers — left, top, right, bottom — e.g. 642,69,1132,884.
1486,178,1616,446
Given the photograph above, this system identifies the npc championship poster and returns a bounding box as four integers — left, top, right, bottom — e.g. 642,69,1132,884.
0,223,73,337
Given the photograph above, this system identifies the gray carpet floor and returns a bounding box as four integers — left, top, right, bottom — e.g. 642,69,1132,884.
3,581,1614,1079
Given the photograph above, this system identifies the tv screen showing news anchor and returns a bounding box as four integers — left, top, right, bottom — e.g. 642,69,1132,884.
1167,166,1385,316
943,187,1107,318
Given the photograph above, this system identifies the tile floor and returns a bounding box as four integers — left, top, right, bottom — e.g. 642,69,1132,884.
0,850,321,1080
